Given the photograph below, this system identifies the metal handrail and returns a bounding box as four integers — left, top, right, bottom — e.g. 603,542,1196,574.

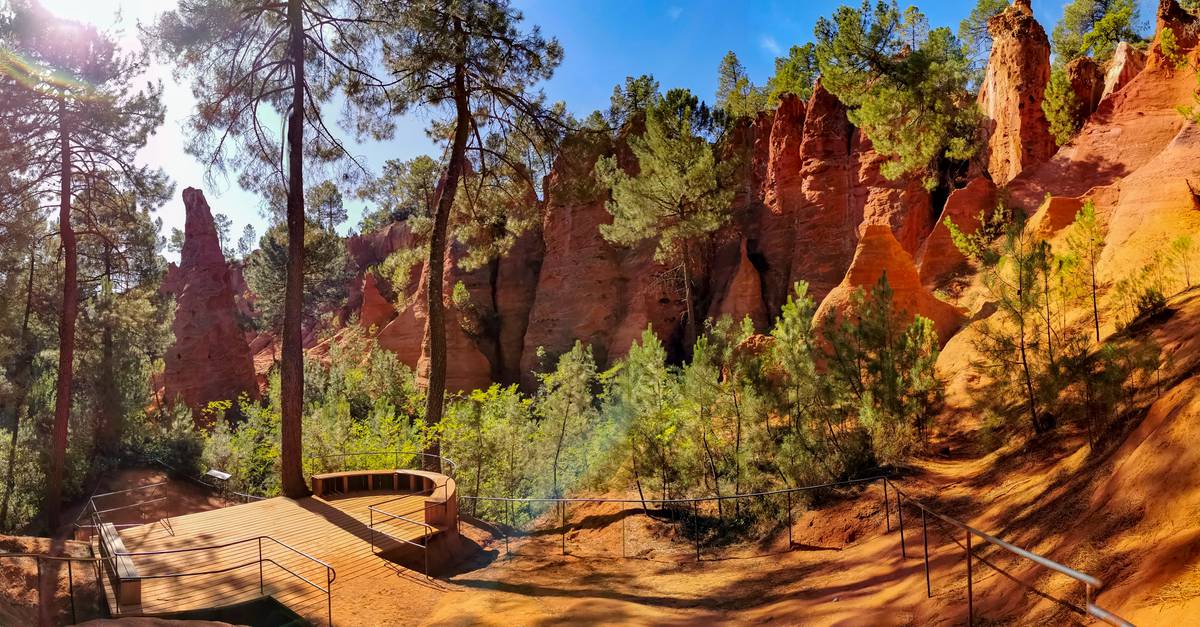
308,450,459,475
883,478,1132,627
93,526,336,624
367,503,437,576
0,551,115,624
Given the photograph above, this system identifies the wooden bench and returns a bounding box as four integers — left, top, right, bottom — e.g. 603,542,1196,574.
98,522,141,607
310,470,438,498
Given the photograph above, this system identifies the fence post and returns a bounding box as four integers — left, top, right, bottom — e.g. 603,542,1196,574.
621,501,627,558
504,500,511,558
897,492,906,559
966,531,974,626
36,558,42,618
883,479,891,532
922,509,931,598
561,501,567,556
693,500,701,562
786,491,793,548
258,537,264,595
68,559,76,624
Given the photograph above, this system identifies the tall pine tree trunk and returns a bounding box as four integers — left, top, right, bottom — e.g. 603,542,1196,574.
47,97,76,531
279,0,308,498
421,29,470,473
96,247,119,455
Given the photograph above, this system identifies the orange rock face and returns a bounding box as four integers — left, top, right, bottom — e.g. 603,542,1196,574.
916,177,997,287
976,0,1055,186
1066,56,1104,122
788,82,858,303
161,188,258,424
815,225,965,346
1101,42,1146,103
711,240,769,328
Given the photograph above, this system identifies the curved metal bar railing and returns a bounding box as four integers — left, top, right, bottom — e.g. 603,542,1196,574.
0,551,114,624
367,503,437,576
883,478,1132,627
308,450,458,476
94,530,336,625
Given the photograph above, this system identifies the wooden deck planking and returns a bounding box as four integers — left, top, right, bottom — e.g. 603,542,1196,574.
112,491,439,624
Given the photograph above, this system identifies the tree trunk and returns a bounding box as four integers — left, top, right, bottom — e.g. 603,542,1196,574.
1018,300,1039,433
96,247,119,455
421,28,471,473
279,0,308,498
1090,259,1100,343
682,243,697,345
2,249,37,529
47,97,76,531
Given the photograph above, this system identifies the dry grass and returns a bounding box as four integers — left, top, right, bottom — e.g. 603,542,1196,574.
1151,564,1200,605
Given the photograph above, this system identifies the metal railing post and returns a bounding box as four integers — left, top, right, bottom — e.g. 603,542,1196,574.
68,559,76,624
693,500,701,562
35,557,42,619
621,501,627,558
883,479,891,532
327,566,333,626
898,492,907,559
922,508,931,598
966,530,974,626
561,501,567,556
786,491,793,547
258,537,264,595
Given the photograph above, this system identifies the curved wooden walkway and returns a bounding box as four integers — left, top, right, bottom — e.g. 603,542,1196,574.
106,491,434,625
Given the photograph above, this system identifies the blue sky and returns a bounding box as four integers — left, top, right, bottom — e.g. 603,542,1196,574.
36,0,1159,262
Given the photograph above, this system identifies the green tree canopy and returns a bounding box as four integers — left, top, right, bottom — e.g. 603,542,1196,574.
245,222,352,332
595,87,735,341
814,1,979,189
1051,0,1143,64
306,181,347,233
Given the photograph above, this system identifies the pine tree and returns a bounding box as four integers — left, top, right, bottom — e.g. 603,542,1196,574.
1051,0,1142,63
1,3,167,528
245,222,353,333
371,0,565,471
764,44,818,104
306,181,347,232
1065,200,1104,342
814,2,979,188
153,0,387,497
958,0,1008,89
596,88,735,343
716,51,766,118
358,155,441,231
1044,67,1083,146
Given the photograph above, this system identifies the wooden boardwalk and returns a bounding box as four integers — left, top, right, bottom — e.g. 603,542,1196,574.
107,491,436,625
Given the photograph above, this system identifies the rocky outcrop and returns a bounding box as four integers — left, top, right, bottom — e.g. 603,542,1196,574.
815,225,965,345
851,133,933,255
1066,56,1104,121
1101,42,1146,102
359,272,395,330
917,177,998,286
789,82,858,303
758,96,806,313
977,0,1056,186
711,240,769,328
161,188,257,424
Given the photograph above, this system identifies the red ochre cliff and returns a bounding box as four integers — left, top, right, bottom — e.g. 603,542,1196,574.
169,1,1200,398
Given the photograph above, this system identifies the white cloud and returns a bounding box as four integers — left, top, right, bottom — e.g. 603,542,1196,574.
759,35,782,56
667,6,683,21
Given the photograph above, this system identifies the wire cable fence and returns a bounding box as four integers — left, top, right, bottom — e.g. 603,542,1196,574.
461,475,1132,626
461,476,886,562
